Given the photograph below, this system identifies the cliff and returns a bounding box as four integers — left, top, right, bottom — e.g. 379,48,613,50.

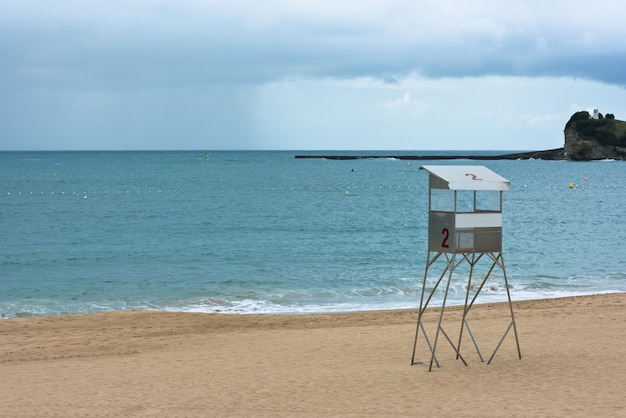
563,111,626,160
563,128,626,160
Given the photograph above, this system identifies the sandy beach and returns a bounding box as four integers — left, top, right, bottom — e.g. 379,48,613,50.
1,293,625,417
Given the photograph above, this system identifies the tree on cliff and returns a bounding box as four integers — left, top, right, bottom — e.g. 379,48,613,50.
565,111,591,129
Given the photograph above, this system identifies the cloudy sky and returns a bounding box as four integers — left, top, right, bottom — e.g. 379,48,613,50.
2,0,626,151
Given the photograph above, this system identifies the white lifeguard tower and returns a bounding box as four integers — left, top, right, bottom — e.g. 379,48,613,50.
411,165,521,371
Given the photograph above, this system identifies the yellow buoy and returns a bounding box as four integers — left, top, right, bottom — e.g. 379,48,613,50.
569,182,573,189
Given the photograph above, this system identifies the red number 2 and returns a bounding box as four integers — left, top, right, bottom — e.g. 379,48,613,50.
441,228,450,248
465,173,482,180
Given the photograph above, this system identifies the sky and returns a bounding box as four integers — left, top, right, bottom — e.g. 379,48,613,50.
2,0,626,151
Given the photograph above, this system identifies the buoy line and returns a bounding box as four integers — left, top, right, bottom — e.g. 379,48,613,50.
3,189,182,197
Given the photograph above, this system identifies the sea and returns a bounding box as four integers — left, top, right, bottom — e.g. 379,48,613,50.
1,151,625,318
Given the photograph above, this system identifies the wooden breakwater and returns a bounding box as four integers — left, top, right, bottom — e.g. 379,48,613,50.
295,148,564,161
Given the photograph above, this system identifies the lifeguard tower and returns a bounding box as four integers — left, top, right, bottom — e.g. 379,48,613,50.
411,165,521,371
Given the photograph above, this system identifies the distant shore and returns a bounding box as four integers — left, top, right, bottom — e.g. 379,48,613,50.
2,293,625,416
295,148,565,160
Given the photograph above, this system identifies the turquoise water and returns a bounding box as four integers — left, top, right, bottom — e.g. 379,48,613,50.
1,151,625,318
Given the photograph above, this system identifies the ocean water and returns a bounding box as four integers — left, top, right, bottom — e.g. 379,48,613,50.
1,151,625,318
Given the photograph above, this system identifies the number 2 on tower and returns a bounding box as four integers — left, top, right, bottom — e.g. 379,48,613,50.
441,228,450,248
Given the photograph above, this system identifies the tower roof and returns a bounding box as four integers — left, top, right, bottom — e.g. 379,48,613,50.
419,165,510,191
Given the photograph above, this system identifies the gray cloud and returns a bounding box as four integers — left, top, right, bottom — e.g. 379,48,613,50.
2,0,626,150
3,0,626,90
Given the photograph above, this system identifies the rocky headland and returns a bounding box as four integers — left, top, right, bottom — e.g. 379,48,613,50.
562,110,626,160
296,110,626,161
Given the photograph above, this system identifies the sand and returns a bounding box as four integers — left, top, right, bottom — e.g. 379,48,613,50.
1,293,626,417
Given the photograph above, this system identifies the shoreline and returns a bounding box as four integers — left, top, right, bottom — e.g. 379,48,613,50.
2,293,626,416
3,290,624,320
